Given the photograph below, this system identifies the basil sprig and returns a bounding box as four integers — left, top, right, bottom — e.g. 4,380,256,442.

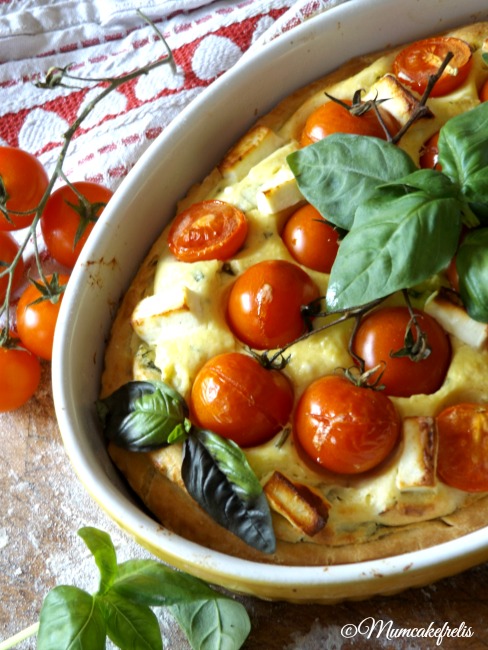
97,382,276,554
287,101,488,318
36,527,250,650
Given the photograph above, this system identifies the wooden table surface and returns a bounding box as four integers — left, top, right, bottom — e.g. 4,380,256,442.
2,364,488,650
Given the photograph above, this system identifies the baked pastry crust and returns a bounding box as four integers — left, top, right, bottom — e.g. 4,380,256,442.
101,21,488,566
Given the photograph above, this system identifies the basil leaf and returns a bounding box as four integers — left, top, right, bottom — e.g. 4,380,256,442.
287,133,417,229
37,586,106,650
383,168,461,199
97,380,189,450
456,227,488,322
181,430,276,554
169,598,251,650
326,189,462,311
78,527,117,594
438,101,488,206
112,559,217,606
98,590,162,650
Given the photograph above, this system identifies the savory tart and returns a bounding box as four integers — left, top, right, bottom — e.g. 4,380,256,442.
98,21,488,565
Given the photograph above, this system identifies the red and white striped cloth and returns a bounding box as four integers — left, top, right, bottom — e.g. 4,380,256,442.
0,0,348,192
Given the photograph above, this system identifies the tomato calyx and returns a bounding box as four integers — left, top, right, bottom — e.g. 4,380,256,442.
26,273,67,306
323,89,397,141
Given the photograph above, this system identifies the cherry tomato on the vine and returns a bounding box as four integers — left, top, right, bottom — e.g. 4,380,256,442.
282,204,339,273
419,131,440,170
351,306,451,397
0,231,25,300
41,181,113,268
16,274,69,361
0,342,41,411
190,351,294,447
0,146,49,231
300,99,399,147
294,374,401,475
168,199,248,262
393,37,472,98
436,403,488,492
226,259,320,350
480,79,488,102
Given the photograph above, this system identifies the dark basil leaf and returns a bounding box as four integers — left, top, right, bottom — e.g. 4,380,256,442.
438,101,488,206
97,380,189,451
37,586,106,650
181,429,276,554
169,598,251,650
457,227,488,323
326,189,462,311
287,133,417,230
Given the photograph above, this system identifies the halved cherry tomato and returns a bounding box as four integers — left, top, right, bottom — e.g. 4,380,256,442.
226,259,320,350
0,231,25,300
282,204,339,273
480,79,488,102
300,99,399,147
419,131,441,170
16,274,69,361
393,37,472,98
0,146,49,231
351,306,451,397
436,403,488,492
190,351,294,447
168,199,248,262
294,374,400,475
41,181,113,268
0,342,41,411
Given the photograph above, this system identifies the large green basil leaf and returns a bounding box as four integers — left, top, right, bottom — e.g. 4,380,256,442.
169,598,251,650
97,380,189,451
37,586,106,650
438,101,488,207
181,429,276,554
456,227,488,323
287,133,417,230
326,188,462,311
98,591,162,650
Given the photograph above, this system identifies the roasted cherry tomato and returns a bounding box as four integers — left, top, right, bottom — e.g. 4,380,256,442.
419,131,440,170
190,351,294,447
300,99,399,147
282,204,340,273
436,403,488,492
16,274,69,361
480,79,488,102
351,306,451,397
227,259,320,350
168,199,248,262
41,181,113,268
393,37,472,98
0,231,25,300
0,342,41,411
0,146,49,231
294,374,400,475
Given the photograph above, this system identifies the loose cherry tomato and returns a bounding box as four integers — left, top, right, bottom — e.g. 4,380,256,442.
480,79,488,102
226,259,320,350
0,231,25,300
351,306,451,397
168,199,248,262
190,351,294,447
0,146,49,231
16,274,69,361
300,99,399,147
282,204,339,273
393,37,472,98
0,342,41,411
436,403,488,492
419,131,441,170
41,181,113,268
294,374,400,475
